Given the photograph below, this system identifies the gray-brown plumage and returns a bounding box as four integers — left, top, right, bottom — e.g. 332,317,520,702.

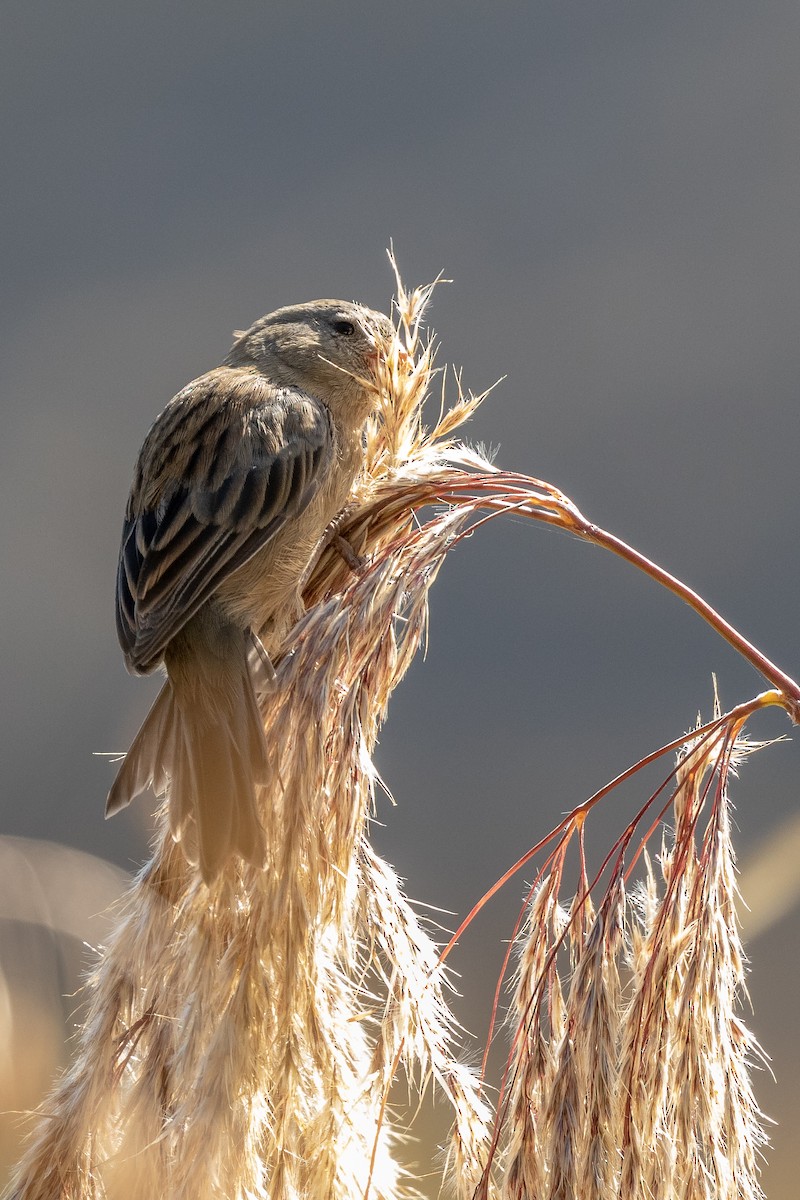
107,300,394,881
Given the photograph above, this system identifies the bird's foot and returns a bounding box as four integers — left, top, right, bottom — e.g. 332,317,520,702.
247,629,277,694
333,534,369,575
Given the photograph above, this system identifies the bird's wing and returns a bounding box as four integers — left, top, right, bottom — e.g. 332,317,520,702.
116,376,333,672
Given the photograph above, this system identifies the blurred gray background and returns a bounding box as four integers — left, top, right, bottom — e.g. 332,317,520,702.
1,1,799,1192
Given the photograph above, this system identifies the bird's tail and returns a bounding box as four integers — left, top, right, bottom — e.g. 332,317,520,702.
106,649,269,883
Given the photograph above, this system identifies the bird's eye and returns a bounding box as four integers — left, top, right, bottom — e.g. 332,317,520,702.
332,319,356,337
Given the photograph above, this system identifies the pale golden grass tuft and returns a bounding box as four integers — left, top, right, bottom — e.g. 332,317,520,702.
8,267,492,1200
486,713,769,1200
8,262,787,1199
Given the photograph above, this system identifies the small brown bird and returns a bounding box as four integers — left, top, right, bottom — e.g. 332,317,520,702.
107,299,394,881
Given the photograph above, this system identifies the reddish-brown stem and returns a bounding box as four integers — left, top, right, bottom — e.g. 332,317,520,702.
478,841,565,1084
437,820,576,971
431,469,800,720
579,519,800,720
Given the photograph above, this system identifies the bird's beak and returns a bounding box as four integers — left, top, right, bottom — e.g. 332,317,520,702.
366,341,410,383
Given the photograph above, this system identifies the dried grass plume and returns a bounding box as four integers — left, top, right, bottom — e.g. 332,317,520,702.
8,260,790,1200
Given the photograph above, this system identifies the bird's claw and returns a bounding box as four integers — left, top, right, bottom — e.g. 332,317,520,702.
333,534,368,575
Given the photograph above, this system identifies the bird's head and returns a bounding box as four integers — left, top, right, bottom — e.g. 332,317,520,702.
226,299,394,417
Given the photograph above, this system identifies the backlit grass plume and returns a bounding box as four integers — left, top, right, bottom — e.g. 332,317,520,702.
475,699,772,1200
9,259,797,1199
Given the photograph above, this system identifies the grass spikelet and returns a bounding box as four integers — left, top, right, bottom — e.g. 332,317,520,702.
501,876,561,1200
666,731,767,1200
572,880,624,1200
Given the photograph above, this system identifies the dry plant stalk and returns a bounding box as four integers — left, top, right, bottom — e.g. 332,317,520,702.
8,262,795,1199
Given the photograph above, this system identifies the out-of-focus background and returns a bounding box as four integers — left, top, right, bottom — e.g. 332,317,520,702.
1,1,799,1192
